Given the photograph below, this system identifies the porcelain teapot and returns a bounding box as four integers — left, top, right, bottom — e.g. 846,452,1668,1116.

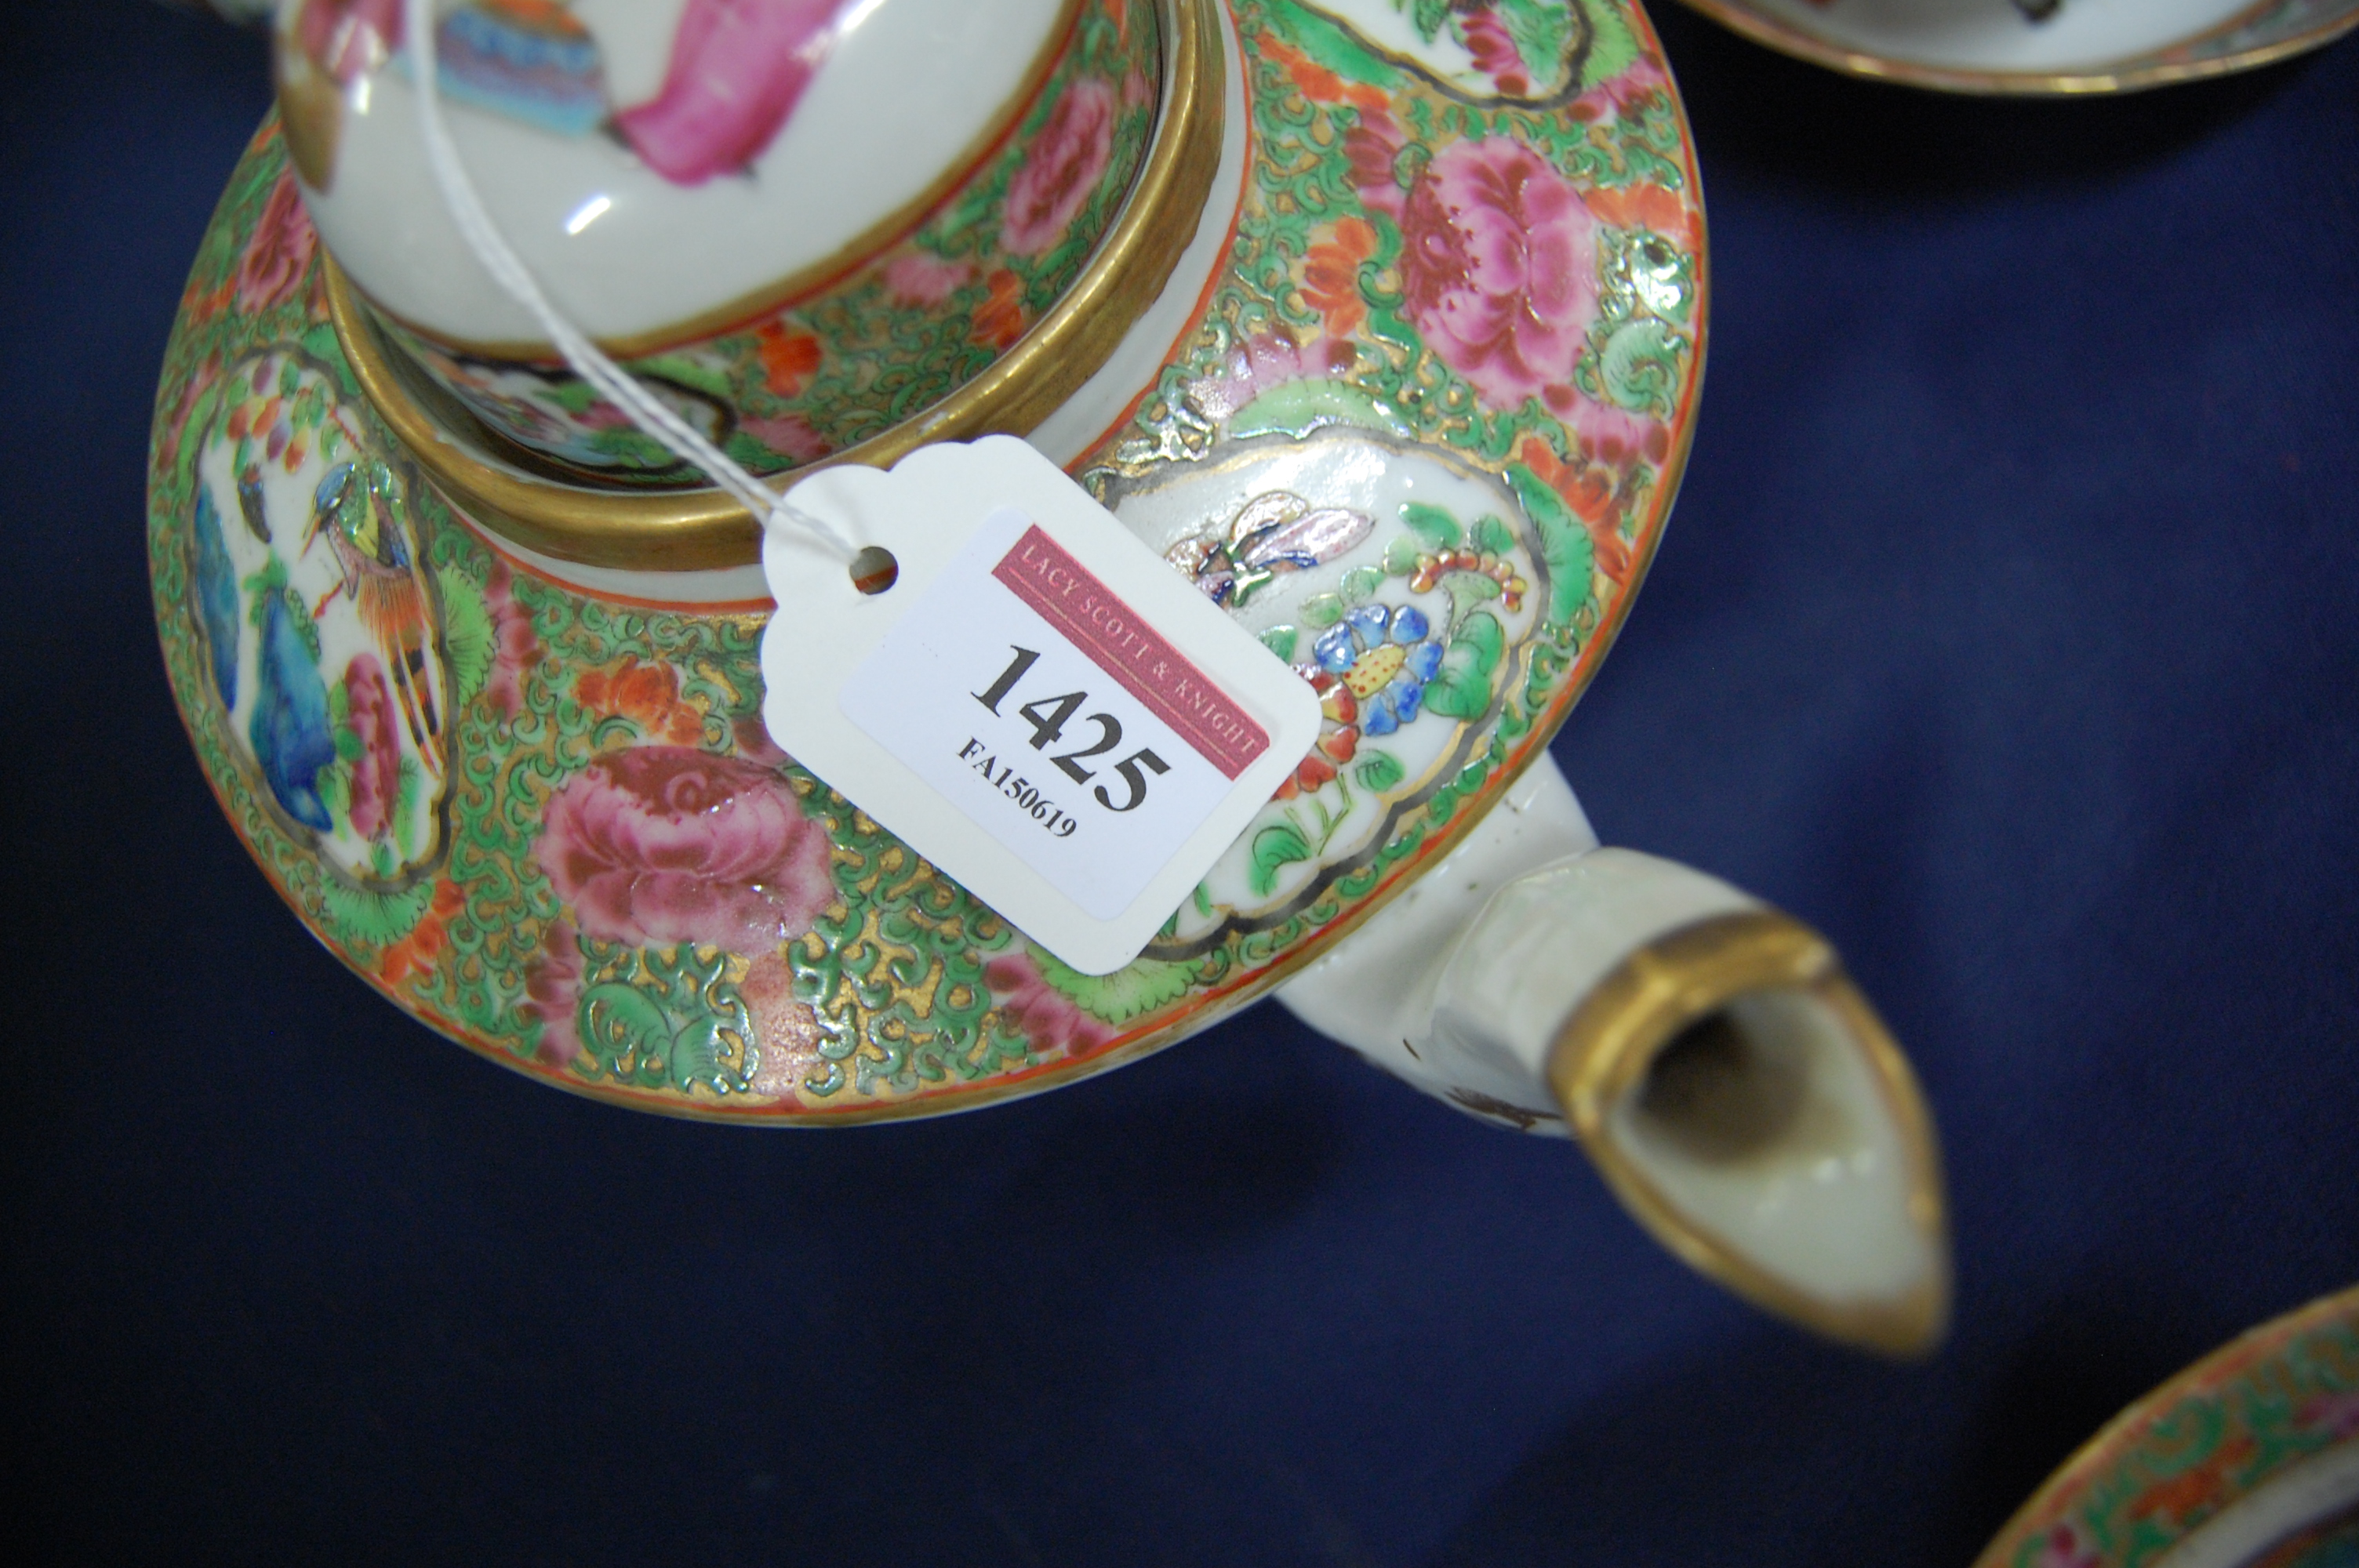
149,0,1947,1356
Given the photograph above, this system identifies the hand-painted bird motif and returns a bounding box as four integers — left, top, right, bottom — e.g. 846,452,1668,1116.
301,459,446,779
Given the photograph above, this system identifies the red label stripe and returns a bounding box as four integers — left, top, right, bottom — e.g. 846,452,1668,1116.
991,524,1268,780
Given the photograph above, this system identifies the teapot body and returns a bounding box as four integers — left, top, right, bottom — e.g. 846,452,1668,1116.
149,2,1950,1350
151,0,1710,1120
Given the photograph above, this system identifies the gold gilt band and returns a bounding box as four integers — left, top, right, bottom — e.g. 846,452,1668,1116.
1670,0,2359,96
1546,908,1952,1359
330,0,1223,572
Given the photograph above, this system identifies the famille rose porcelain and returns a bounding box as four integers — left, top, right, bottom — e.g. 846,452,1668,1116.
1975,1284,2359,1568
150,0,1951,1352
1677,0,2359,93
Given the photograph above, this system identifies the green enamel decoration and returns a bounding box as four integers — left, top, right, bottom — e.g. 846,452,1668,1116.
577,981,677,1091
543,381,602,416
1505,463,1598,628
1598,318,1682,418
1579,0,1641,90
1229,379,1409,440
1423,609,1506,721
667,1014,741,1098
634,355,732,401
314,761,352,833
1271,0,1397,85
317,877,437,949
325,680,357,758
1440,568,1504,631
1499,0,1572,80
1249,822,1315,898
1030,948,1201,1025
436,564,494,713
1401,502,1462,550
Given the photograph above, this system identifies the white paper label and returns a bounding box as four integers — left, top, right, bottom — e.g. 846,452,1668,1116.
759,438,1321,975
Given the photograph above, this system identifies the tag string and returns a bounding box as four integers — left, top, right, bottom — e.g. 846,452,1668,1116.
399,0,858,561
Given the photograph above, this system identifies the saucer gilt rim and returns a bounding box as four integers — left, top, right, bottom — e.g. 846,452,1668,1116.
1971,1283,2359,1568
1670,0,2359,95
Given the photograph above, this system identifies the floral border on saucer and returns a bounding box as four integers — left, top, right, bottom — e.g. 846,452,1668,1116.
1974,1286,2359,1568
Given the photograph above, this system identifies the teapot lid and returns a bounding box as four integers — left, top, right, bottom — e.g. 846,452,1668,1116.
279,0,1131,352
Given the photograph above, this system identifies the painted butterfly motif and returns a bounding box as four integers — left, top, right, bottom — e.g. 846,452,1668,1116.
1166,491,1375,608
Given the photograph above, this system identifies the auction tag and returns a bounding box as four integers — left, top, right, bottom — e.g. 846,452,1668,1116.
759,437,1321,975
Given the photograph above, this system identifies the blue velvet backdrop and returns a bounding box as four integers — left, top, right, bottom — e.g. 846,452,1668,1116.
4,3,2354,1563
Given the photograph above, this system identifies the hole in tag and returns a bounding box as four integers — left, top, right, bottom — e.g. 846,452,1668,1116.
849,546,899,596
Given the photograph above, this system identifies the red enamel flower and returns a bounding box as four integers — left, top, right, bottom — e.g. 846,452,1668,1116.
1276,672,1360,800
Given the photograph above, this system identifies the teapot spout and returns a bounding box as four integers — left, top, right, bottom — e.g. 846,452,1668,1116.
1277,760,1950,1357
1536,888,1950,1358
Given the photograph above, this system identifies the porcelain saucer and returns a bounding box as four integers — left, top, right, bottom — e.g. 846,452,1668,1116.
1674,0,2359,93
1974,1284,2359,1568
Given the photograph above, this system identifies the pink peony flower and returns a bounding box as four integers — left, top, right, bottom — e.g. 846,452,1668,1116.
1545,383,1669,468
1458,6,1528,97
1576,52,1672,121
343,654,402,840
882,252,974,307
481,561,540,723
534,745,835,954
740,412,831,464
234,170,318,316
1000,77,1117,256
984,951,1112,1061
1389,136,1599,412
523,920,584,1065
